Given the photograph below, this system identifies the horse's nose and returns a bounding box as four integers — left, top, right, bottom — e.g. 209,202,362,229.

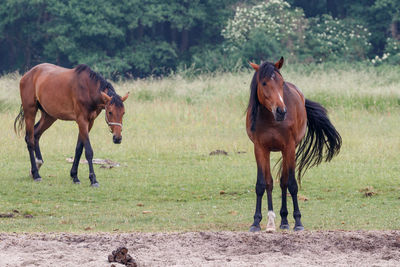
276,107,287,121
113,135,122,144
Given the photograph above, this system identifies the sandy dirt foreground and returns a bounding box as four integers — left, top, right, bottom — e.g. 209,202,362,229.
0,231,399,266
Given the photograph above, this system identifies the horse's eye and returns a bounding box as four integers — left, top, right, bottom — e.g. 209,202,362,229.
262,81,266,86
108,111,112,115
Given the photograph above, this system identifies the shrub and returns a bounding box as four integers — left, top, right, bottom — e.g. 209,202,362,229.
221,0,307,62
371,37,400,65
306,15,372,62
221,1,372,64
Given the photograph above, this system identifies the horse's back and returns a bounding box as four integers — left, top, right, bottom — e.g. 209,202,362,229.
285,82,305,105
284,82,307,144
21,63,73,90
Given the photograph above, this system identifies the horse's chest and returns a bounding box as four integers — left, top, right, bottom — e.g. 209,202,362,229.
255,127,289,151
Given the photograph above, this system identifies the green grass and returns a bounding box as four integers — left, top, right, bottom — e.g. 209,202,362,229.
0,65,399,232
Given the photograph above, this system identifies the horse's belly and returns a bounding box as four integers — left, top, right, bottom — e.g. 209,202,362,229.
36,84,76,120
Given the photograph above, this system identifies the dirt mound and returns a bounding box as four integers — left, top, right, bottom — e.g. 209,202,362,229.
108,246,137,266
0,231,399,266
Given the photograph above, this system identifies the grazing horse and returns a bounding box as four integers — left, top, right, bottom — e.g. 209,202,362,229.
14,63,129,187
246,57,341,232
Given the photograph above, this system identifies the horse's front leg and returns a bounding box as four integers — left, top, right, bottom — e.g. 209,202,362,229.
250,146,275,232
76,118,99,187
70,137,84,184
264,152,275,232
84,138,98,187
250,165,265,232
70,119,94,184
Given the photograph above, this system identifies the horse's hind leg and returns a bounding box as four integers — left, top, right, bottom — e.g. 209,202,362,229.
281,143,304,231
23,105,41,181
279,148,291,230
33,111,56,170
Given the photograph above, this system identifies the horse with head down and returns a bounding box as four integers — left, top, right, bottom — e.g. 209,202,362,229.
14,63,129,187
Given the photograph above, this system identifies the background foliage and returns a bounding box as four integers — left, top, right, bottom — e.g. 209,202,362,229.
0,0,399,78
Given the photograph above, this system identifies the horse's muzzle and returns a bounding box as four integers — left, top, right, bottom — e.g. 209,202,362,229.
113,135,122,144
275,107,287,121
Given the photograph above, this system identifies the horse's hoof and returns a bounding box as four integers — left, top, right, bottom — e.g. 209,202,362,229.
294,225,304,231
91,183,99,188
34,177,42,182
249,225,261,232
266,227,276,233
280,224,290,230
74,181,81,184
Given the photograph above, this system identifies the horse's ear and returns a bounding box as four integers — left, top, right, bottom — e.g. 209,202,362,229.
249,62,259,72
275,57,284,69
121,92,129,102
101,92,112,104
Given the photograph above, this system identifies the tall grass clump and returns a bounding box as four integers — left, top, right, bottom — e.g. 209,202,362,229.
0,72,21,112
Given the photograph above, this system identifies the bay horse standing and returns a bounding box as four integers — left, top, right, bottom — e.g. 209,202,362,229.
14,63,129,187
246,57,341,231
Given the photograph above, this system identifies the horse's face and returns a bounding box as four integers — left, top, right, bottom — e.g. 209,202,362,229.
102,92,129,144
250,57,287,122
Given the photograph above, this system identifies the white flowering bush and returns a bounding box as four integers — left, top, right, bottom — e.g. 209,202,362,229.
371,37,400,65
307,15,372,62
221,0,307,61
221,1,372,63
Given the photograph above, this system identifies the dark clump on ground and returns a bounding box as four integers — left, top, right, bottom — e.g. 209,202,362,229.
108,246,137,267
0,213,14,218
360,186,377,197
209,150,228,156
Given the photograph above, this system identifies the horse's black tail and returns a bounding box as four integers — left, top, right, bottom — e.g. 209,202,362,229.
296,99,342,183
14,105,25,135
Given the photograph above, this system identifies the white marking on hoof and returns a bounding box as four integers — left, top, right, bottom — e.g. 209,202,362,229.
35,158,44,170
266,211,276,232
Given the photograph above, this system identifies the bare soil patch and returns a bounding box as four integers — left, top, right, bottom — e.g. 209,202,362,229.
0,231,399,266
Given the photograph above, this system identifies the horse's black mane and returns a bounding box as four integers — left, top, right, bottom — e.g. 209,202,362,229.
247,61,281,132
75,64,123,107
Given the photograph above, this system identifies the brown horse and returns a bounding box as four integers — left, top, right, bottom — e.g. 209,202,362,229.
246,57,341,232
14,63,129,187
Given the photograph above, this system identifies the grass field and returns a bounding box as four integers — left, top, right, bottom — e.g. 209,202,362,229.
0,64,399,232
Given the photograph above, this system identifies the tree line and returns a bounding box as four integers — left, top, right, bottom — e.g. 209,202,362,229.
0,0,399,79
